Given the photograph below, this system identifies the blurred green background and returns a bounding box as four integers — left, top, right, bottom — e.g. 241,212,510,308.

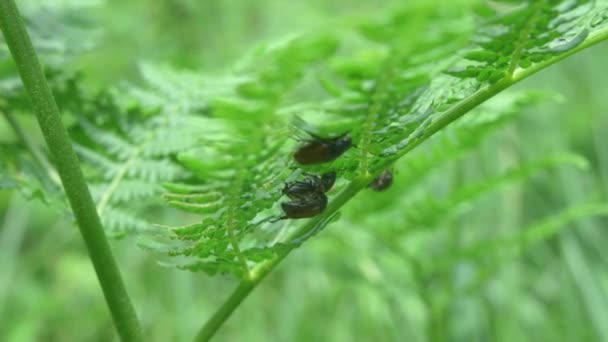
1,0,608,341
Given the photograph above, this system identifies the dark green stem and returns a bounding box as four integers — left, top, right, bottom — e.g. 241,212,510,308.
0,1,142,340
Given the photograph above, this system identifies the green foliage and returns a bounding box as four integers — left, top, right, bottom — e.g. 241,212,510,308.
135,0,608,279
3,0,606,249
400,153,587,229
2,0,608,340
0,0,98,203
390,91,552,191
70,92,196,236
143,35,339,276
0,0,98,107
432,202,608,271
0,141,56,200
340,91,592,265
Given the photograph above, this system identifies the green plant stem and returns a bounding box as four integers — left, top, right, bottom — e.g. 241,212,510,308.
193,25,608,341
194,178,369,342
0,1,143,341
194,281,255,341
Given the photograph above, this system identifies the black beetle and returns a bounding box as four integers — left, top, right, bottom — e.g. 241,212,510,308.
293,133,352,165
282,171,336,200
275,171,336,221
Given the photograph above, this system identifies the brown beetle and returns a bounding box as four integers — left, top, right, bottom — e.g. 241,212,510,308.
274,171,336,221
280,193,328,219
368,170,393,191
293,133,352,165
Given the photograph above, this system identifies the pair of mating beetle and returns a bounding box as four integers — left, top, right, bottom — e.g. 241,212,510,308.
278,133,393,220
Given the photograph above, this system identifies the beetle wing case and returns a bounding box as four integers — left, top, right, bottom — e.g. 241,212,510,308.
293,142,332,165
280,193,328,219
293,134,352,165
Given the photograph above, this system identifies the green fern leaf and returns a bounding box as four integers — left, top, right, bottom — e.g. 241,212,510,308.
139,34,339,277
0,0,100,204
0,0,98,110
69,92,214,236
139,1,608,279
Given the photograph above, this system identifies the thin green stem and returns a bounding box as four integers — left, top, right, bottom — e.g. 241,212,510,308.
513,25,608,82
359,54,401,175
194,281,255,341
0,1,142,341
193,26,608,341
194,178,370,342
97,155,138,215
507,2,542,76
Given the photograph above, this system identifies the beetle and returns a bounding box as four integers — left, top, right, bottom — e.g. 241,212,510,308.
270,171,338,222
282,171,336,199
280,192,328,219
368,170,393,191
293,133,353,165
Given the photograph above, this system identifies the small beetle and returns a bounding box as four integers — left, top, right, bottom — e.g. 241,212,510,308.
368,170,393,191
280,193,328,219
282,171,336,200
293,133,352,165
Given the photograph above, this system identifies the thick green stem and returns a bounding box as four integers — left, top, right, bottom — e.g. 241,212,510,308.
0,1,142,340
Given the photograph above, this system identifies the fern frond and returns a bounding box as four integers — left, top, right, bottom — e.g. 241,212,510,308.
126,63,248,114
68,94,209,236
0,0,98,109
140,34,339,277
143,1,608,279
0,0,100,204
397,91,554,190
326,0,608,173
0,143,61,203
101,206,159,236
